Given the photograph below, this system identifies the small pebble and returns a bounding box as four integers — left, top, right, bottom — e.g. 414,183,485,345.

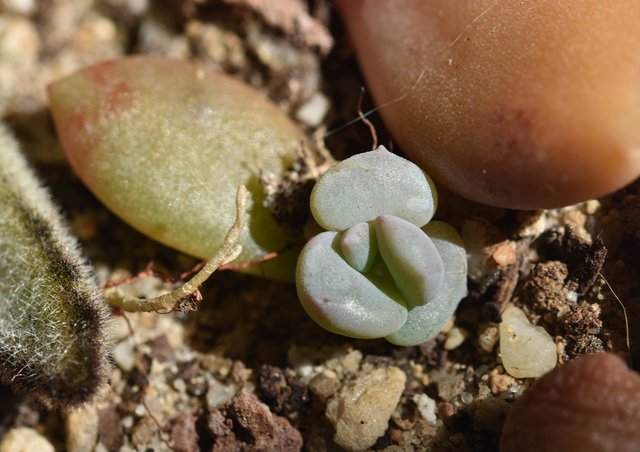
0,0,35,14
309,371,341,405
491,241,517,266
295,92,329,127
340,350,363,374
326,366,406,451
437,373,466,402
0,428,54,452
501,353,640,452
459,392,474,405
444,327,468,350
489,373,515,395
412,393,437,424
477,324,499,353
66,404,99,452
134,404,146,417
206,379,235,410
499,306,557,378
113,340,136,372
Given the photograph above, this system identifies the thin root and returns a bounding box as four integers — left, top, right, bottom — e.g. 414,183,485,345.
105,185,248,312
357,87,378,150
599,272,632,368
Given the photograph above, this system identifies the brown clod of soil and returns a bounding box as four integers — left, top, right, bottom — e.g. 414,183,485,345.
98,404,125,451
522,260,569,321
261,150,331,236
170,414,199,452
257,365,309,416
541,225,607,295
562,304,604,356
144,335,174,362
522,260,605,358
213,392,303,452
501,352,640,452
207,411,232,437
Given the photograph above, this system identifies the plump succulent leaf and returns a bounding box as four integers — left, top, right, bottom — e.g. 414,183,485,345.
0,124,109,408
386,221,467,346
296,231,408,338
48,56,306,280
339,222,378,273
299,146,467,346
374,215,444,307
310,146,436,231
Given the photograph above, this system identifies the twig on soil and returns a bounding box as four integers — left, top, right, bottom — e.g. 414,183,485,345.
105,185,248,312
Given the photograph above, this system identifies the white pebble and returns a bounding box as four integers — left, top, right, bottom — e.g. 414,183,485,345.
413,393,437,424
0,0,35,15
296,92,329,127
206,379,235,410
499,306,557,378
444,326,468,350
0,428,54,452
326,367,406,451
113,340,136,372
66,404,99,452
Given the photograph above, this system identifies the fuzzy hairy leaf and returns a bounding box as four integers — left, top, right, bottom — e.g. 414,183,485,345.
0,124,109,408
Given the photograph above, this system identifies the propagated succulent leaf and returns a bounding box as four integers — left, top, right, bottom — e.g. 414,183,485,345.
48,56,306,280
339,222,378,273
386,221,467,346
0,124,109,408
374,215,444,307
296,231,408,338
310,146,436,231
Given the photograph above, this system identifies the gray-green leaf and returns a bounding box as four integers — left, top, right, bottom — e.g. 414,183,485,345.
310,146,436,231
296,231,407,338
386,222,467,346
374,215,444,307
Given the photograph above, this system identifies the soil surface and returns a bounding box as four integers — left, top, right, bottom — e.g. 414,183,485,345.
0,1,638,451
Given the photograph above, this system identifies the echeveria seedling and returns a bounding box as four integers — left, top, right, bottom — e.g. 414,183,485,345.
296,146,467,345
48,56,306,279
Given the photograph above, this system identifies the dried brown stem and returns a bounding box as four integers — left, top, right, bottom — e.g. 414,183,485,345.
105,185,248,312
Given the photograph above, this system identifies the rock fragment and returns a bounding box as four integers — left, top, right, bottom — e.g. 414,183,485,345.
211,392,302,452
0,428,54,452
499,306,557,378
326,366,406,451
66,404,99,452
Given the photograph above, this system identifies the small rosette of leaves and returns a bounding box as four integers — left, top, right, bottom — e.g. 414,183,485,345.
296,147,467,346
0,124,109,408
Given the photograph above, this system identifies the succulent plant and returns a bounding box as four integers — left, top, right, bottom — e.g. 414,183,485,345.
0,123,109,408
48,56,308,280
336,0,640,209
296,146,467,345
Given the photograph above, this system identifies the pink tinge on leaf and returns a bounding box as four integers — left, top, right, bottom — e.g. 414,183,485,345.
47,56,305,277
